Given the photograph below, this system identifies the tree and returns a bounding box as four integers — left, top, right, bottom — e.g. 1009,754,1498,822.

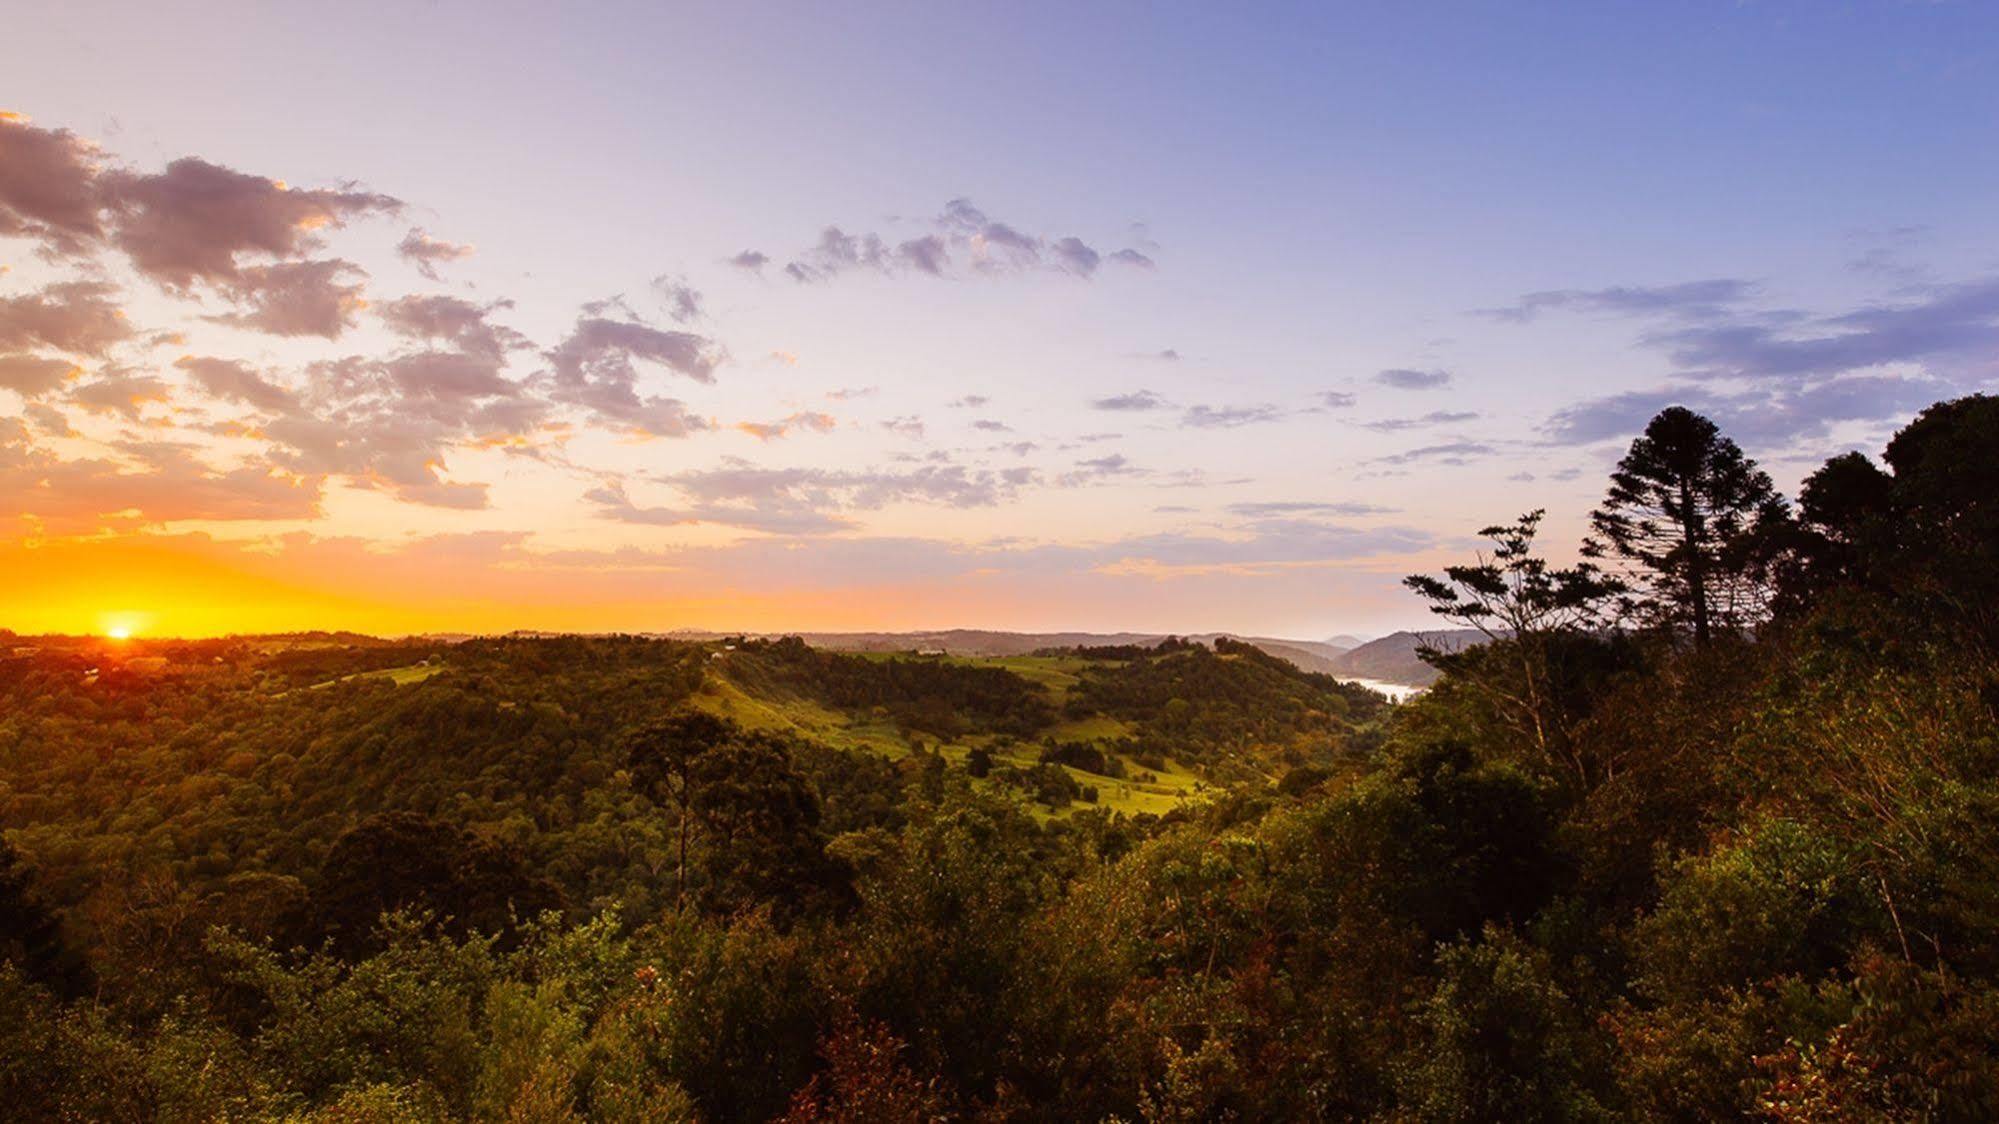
1786,450,1896,601
1774,395,1999,643
688,737,854,916
625,709,736,907
628,711,853,917
1406,510,1624,780
313,812,563,955
0,839,90,997
1878,394,1999,643
1586,406,1788,647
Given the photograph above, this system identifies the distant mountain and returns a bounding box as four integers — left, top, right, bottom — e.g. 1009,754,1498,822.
1327,629,1492,687
1325,634,1368,651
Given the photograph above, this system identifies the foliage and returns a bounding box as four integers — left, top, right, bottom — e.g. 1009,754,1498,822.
1,398,1997,1119
1586,405,1790,645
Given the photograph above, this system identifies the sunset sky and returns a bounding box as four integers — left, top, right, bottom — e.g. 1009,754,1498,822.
5,2,1998,639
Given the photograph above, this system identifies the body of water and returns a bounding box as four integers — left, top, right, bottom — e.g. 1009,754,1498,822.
1340,677,1426,703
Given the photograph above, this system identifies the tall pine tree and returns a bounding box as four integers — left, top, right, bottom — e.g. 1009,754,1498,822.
1586,406,1788,646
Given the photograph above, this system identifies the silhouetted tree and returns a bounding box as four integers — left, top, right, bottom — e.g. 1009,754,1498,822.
1779,395,1999,643
1406,510,1624,779
1782,450,1896,606
1878,394,1999,643
1586,406,1788,646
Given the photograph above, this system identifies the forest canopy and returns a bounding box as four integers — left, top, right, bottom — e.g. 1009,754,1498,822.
2,397,1998,1121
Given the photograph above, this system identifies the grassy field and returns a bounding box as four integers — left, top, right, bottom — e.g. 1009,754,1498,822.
704,652,1203,818
306,662,446,690
849,651,1100,703
689,667,912,757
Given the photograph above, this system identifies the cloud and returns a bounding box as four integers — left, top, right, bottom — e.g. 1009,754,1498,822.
1497,270,1999,391
774,198,1153,284
589,458,1033,535
206,259,367,338
0,117,593,515
1359,409,1479,432
651,274,703,323
396,228,474,280
785,226,890,282
0,113,108,252
586,479,852,534
0,111,107,252
175,355,296,412
0,280,134,356
1092,519,1433,574
1318,391,1358,409
1224,500,1396,517
382,350,521,402
0,354,78,398
1648,275,1999,383
258,377,509,510
377,294,526,359
0,116,401,341
544,315,720,437
669,461,1020,511
1542,374,1944,448
1091,389,1169,411
1050,237,1100,276
1182,404,1284,428
0,425,322,533
1059,453,1141,486
102,156,399,290
68,371,171,419
948,394,989,408
898,235,948,275
971,419,1012,432
881,415,926,439
21,401,74,437
1374,368,1452,390
0,118,403,340
728,250,770,272
736,411,836,441
242,335,543,511
1479,279,1758,323
387,478,489,510
1370,441,1495,466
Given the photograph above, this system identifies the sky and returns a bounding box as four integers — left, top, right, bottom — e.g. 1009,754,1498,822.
3,1,1998,640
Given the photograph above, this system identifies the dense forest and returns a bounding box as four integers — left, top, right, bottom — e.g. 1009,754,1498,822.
2,395,1997,1121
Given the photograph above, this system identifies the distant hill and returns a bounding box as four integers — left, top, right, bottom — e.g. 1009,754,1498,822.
666,629,1361,678
1327,629,1492,687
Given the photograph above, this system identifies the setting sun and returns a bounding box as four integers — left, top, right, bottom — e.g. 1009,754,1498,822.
97,610,152,641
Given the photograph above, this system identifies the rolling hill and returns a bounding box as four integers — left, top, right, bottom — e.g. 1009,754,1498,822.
1326,628,1492,687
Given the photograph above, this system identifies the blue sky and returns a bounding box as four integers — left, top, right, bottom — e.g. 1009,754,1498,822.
3,1,1996,638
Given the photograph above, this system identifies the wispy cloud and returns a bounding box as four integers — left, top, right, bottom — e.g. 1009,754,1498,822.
1374,367,1452,390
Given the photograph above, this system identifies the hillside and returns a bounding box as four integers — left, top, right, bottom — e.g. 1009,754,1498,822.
0,633,1390,921
5,393,1999,1121
668,628,1358,676
1329,628,1491,686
